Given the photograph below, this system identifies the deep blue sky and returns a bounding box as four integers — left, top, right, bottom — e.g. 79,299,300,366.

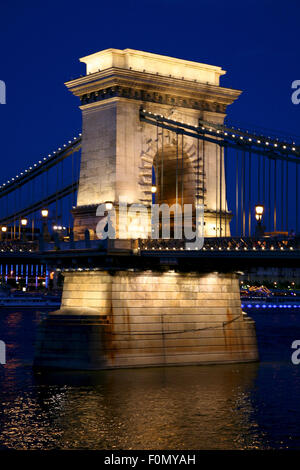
0,0,300,183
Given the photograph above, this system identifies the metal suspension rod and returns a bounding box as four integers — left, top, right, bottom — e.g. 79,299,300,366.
242,150,246,236
281,159,284,231
202,140,205,207
156,122,159,193
274,159,277,231
219,145,222,237
258,154,261,202
56,165,59,224
286,158,288,232
71,151,74,207
236,150,239,236
268,157,271,231
216,144,218,237
248,151,252,236
224,145,227,237
297,163,299,234
196,137,200,204
161,128,164,203
181,134,184,207
176,131,179,215
263,154,266,208
60,160,64,223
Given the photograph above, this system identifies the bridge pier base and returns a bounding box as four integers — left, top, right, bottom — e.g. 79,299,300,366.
34,270,259,370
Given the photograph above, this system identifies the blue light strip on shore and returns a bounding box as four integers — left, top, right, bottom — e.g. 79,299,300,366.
242,304,300,309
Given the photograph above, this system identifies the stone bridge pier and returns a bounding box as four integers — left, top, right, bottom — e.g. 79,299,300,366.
34,49,258,370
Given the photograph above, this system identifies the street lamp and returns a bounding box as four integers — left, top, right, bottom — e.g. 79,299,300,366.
151,186,157,194
20,219,28,239
19,217,28,241
255,204,264,222
1,226,7,241
255,204,265,238
41,209,50,241
105,201,113,211
41,208,49,218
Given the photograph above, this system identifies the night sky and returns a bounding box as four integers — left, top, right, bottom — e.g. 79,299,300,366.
0,0,300,189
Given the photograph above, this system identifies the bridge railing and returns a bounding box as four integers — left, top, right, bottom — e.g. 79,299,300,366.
138,236,298,252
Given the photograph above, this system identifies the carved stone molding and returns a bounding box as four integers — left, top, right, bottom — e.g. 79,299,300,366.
79,85,228,113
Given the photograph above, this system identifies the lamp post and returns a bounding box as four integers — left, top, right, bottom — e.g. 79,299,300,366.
105,201,113,211
52,224,67,241
255,204,264,222
1,226,7,241
41,209,49,218
151,185,157,204
41,209,51,241
255,204,264,238
20,217,28,240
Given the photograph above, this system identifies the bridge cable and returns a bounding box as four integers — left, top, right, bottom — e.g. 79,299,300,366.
281,159,284,231
215,144,218,237
161,125,164,203
60,159,64,225
236,150,239,236
71,150,74,208
196,134,200,206
286,158,288,231
156,121,159,204
297,163,299,234
220,144,223,237
263,151,266,211
248,150,252,236
202,139,205,209
268,156,271,231
242,150,246,237
56,165,59,225
224,145,227,237
181,133,184,208
274,158,277,231
175,130,179,224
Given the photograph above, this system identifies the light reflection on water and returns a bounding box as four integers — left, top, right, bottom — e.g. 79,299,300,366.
0,308,299,449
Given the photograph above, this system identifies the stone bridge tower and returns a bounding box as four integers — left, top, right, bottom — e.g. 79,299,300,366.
34,49,258,371
65,48,241,240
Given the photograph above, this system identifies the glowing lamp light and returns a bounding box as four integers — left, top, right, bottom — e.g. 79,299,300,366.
105,201,113,211
41,208,49,218
255,204,264,215
151,186,157,194
255,204,264,222
1,226,7,232
21,218,28,226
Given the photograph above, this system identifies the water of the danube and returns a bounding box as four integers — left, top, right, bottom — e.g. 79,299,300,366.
0,307,299,450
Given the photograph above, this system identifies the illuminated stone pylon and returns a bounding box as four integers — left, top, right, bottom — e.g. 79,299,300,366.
34,49,259,370
65,48,241,239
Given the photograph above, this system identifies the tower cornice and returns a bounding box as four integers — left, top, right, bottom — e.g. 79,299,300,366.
65,68,241,113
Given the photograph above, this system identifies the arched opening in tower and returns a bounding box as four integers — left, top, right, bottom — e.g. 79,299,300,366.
152,144,197,237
